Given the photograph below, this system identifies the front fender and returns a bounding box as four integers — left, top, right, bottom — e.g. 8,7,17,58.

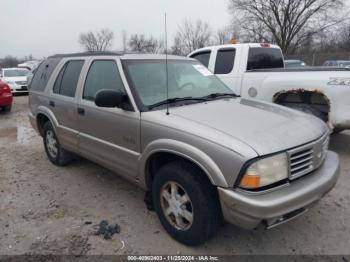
139,139,229,189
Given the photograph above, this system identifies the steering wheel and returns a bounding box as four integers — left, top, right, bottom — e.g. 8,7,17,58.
178,82,196,91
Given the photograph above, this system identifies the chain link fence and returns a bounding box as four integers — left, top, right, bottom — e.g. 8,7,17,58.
286,51,350,66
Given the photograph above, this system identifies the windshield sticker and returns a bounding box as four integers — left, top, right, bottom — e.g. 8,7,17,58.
328,78,350,86
193,65,213,76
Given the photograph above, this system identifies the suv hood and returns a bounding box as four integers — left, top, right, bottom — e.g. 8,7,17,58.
164,98,327,156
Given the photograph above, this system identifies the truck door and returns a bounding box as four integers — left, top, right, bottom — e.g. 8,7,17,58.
76,59,141,180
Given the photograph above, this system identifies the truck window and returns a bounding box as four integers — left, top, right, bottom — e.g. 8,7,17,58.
214,49,235,74
247,48,284,70
190,51,211,67
83,60,125,101
53,60,84,97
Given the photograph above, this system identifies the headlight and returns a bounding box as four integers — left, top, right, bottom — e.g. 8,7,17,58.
5,80,15,85
239,153,288,189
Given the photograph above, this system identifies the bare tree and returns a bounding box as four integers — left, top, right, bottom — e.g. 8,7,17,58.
79,28,114,52
214,25,242,45
128,34,164,53
0,56,21,68
122,30,128,52
171,20,212,55
229,0,348,53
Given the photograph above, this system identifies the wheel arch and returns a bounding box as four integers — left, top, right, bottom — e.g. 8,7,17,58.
139,139,229,190
36,106,59,136
272,89,331,122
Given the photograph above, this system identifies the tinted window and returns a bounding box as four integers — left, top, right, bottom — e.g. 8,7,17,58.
83,60,125,101
54,60,84,97
214,49,235,74
53,63,67,94
190,51,211,67
30,58,61,91
247,48,284,70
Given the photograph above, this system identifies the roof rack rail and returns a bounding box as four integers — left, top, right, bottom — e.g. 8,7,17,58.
49,51,123,58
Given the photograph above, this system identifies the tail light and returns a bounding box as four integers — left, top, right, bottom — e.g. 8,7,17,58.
260,43,270,48
0,81,11,95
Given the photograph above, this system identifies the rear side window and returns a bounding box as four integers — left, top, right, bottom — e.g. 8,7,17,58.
247,48,284,70
53,60,84,97
190,51,211,67
30,58,61,92
83,60,125,101
214,49,235,74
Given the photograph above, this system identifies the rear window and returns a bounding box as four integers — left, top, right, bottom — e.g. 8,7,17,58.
30,58,61,92
214,49,235,74
247,48,284,70
190,51,211,67
53,60,84,97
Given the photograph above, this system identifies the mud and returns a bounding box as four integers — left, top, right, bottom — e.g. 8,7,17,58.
1,96,350,255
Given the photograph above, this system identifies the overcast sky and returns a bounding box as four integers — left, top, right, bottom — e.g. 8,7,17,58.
1,0,230,58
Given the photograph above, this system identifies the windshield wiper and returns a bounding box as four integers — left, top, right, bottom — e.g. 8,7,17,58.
203,93,240,100
148,97,209,110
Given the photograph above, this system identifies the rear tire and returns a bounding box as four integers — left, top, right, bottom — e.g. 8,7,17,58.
2,105,11,112
152,161,221,246
43,121,73,166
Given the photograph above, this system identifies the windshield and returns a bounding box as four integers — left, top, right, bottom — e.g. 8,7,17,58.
340,61,350,67
123,60,235,108
3,69,30,77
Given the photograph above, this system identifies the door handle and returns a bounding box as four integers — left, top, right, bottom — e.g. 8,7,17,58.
49,101,55,107
77,107,85,116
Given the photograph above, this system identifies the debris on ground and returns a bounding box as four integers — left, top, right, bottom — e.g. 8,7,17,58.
95,220,121,240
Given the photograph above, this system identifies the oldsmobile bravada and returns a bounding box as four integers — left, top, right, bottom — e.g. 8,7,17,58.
28,52,340,246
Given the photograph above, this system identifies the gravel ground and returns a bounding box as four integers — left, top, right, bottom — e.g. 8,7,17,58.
0,96,349,255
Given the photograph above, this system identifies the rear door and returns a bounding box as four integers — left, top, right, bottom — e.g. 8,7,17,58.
49,59,85,152
76,58,140,180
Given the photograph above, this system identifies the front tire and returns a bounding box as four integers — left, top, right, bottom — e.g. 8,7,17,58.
43,121,73,166
152,161,221,246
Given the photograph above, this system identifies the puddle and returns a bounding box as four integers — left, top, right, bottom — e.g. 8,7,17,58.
0,126,37,146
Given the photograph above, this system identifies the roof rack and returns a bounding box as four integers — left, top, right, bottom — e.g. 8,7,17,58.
49,51,123,58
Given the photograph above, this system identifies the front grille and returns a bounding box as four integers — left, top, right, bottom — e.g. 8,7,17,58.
288,133,329,180
289,148,314,179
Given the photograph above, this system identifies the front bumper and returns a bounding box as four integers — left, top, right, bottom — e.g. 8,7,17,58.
218,151,340,230
8,84,28,93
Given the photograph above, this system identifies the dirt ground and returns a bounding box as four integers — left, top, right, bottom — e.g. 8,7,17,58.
0,96,349,255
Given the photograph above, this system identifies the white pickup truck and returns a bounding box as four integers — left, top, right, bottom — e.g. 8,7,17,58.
189,43,350,132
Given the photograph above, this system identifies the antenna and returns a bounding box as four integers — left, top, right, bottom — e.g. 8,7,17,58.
165,13,170,116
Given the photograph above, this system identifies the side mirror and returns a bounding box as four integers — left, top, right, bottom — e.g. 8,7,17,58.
95,89,133,111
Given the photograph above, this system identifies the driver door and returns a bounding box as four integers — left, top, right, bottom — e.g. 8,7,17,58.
77,59,140,180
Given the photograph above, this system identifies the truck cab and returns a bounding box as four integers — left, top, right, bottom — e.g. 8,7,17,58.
189,43,350,131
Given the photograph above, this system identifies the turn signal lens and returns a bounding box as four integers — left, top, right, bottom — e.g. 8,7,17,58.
239,175,261,188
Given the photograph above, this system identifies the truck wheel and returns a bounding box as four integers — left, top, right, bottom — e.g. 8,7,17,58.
288,104,326,121
2,105,12,112
43,121,73,166
152,161,221,246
